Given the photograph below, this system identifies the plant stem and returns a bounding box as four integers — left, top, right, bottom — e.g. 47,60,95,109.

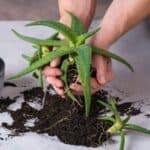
124,124,150,134
107,121,123,135
109,96,122,122
39,69,43,88
120,130,125,150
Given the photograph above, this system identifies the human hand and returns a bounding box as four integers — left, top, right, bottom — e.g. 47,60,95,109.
70,0,150,94
69,54,113,95
44,0,150,97
43,53,113,96
43,58,66,96
43,0,96,97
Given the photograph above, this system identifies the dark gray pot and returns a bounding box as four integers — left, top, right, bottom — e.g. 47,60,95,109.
0,58,5,93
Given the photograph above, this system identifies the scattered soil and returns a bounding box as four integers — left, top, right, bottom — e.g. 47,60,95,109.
0,86,143,147
4,82,17,87
117,102,141,116
3,87,112,147
67,64,96,85
145,114,150,118
0,97,16,112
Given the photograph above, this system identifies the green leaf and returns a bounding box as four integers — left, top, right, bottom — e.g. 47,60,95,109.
74,45,92,117
92,47,134,72
22,54,32,62
124,124,150,134
29,50,39,65
67,11,85,35
109,96,122,122
37,47,44,88
98,116,115,123
60,59,78,103
32,44,40,50
76,28,100,45
97,100,114,113
46,32,58,40
120,130,125,150
8,46,74,80
32,71,39,79
38,68,43,88
26,20,77,44
123,115,131,124
12,29,67,47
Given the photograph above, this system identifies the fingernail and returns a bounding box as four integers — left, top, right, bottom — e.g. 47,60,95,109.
57,70,62,76
100,76,106,84
50,61,56,67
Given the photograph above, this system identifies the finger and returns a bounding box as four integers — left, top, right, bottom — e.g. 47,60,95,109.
69,83,83,95
92,55,108,85
106,60,113,82
50,57,61,67
53,86,65,96
90,78,101,92
70,78,102,95
46,76,64,88
43,66,62,77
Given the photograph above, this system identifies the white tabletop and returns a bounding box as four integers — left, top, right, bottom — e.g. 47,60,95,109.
0,21,150,150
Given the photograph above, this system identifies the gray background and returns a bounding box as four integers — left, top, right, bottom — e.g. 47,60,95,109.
0,0,111,20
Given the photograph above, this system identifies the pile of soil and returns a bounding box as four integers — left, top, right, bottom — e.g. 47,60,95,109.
0,85,142,147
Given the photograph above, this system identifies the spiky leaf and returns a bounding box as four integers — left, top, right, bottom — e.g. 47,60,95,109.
74,45,92,117
26,20,77,44
29,50,39,65
60,59,78,103
109,96,122,122
124,124,150,134
22,54,32,62
92,47,134,72
8,46,74,80
12,29,67,47
68,11,85,35
38,69,43,88
120,130,125,150
97,100,114,113
46,32,58,40
98,116,115,123
76,28,100,45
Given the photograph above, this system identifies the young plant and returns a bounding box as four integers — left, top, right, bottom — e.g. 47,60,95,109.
9,12,134,117
97,97,150,150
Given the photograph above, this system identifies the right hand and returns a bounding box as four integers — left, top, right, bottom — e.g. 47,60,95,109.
43,0,150,97
43,52,113,97
43,0,96,97
43,58,65,96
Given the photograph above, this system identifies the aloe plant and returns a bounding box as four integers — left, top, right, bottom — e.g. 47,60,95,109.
97,97,150,150
9,12,134,117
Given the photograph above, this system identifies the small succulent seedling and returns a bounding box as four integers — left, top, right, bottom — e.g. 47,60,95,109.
9,12,134,117
97,97,150,150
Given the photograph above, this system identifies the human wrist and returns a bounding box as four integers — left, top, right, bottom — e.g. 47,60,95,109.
58,0,96,30
88,30,113,50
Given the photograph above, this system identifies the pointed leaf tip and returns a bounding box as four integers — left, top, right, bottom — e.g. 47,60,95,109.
26,20,77,44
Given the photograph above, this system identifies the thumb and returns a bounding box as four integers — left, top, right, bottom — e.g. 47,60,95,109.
92,55,107,85
50,58,61,67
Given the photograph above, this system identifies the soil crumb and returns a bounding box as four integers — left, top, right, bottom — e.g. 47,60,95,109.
4,82,17,87
0,87,142,147
145,114,150,118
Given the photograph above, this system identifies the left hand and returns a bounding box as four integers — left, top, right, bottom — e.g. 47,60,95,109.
70,54,113,95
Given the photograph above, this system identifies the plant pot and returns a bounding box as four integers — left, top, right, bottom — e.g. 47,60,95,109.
0,58,5,93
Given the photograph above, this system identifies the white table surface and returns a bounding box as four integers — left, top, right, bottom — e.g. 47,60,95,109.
0,21,150,150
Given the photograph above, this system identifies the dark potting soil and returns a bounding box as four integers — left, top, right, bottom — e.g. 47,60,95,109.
0,97,16,112
145,114,150,118
117,102,141,116
0,86,142,147
4,82,17,87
